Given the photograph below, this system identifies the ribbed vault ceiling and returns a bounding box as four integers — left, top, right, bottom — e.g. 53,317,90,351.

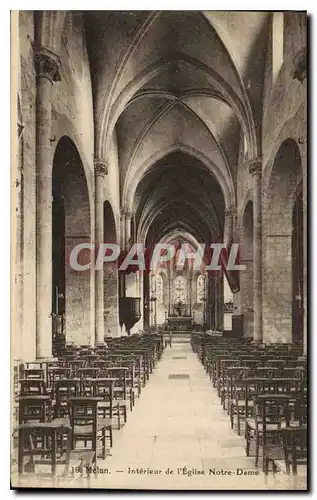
84,11,270,250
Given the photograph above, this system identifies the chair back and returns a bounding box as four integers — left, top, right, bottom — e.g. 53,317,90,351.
18,422,71,477
23,369,45,380
18,396,51,424
254,395,291,444
55,379,81,417
68,397,100,435
19,379,47,396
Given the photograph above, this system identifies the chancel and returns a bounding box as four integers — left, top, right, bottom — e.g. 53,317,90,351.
11,11,307,490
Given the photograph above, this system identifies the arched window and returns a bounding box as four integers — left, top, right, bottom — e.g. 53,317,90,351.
174,276,186,304
156,275,163,304
196,274,205,303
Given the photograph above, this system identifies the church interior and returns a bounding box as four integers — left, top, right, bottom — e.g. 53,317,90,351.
12,11,307,489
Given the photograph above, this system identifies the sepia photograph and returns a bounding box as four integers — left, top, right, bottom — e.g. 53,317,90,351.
10,10,307,490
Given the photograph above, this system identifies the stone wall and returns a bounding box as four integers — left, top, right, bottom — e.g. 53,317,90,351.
18,12,37,360
261,13,306,344
18,11,95,356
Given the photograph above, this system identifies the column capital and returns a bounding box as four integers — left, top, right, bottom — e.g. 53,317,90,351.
225,205,236,217
34,47,61,83
249,157,262,176
94,158,108,177
120,206,126,220
120,207,132,219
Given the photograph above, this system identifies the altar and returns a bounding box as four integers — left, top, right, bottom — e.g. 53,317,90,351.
166,316,193,330
166,302,193,330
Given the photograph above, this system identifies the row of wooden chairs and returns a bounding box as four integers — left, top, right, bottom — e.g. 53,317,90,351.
14,333,164,484
191,333,307,482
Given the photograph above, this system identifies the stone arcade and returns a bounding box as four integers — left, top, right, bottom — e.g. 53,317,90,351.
13,11,306,357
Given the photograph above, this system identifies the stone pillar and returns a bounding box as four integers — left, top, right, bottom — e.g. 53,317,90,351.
35,48,61,359
207,276,216,330
120,207,132,250
119,207,126,302
239,257,254,338
125,210,132,249
224,206,234,244
217,273,224,331
168,277,173,316
249,158,262,343
290,55,307,356
143,272,150,330
188,277,193,315
302,167,307,357
138,271,144,331
94,158,108,343
119,207,125,248
13,110,24,360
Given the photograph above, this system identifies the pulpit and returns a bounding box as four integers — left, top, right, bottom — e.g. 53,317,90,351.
119,297,141,335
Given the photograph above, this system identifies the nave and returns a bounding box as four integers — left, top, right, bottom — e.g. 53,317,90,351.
12,11,307,491
97,340,268,490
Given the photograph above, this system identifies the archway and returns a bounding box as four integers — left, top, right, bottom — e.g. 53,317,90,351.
240,200,254,338
52,137,92,349
103,201,119,337
263,138,302,344
292,181,303,344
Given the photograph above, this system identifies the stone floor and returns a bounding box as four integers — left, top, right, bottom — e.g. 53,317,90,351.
87,342,307,490
12,342,307,490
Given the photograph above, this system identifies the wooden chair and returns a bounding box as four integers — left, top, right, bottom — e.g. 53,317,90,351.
17,421,94,486
22,369,45,380
18,395,52,424
217,358,238,403
54,379,81,419
90,379,124,429
118,359,137,409
246,394,291,470
106,367,130,415
230,377,259,436
19,379,48,397
264,426,307,481
48,368,72,396
225,367,250,419
76,368,99,380
280,426,307,475
68,397,113,464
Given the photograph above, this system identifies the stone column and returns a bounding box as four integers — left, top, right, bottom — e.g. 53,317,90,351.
143,272,150,330
224,206,235,244
249,158,262,343
188,277,193,315
119,207,126,302
296,65,307,358
120,207,132,250
302,168,307,357
138,270,144,331
168,277,173,316
207,276,216,330
35,48,61,359
94,158,108,344
125,210,132,249
216,273,224,331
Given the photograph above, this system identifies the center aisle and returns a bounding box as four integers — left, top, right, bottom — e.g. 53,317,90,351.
92,342,286,490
